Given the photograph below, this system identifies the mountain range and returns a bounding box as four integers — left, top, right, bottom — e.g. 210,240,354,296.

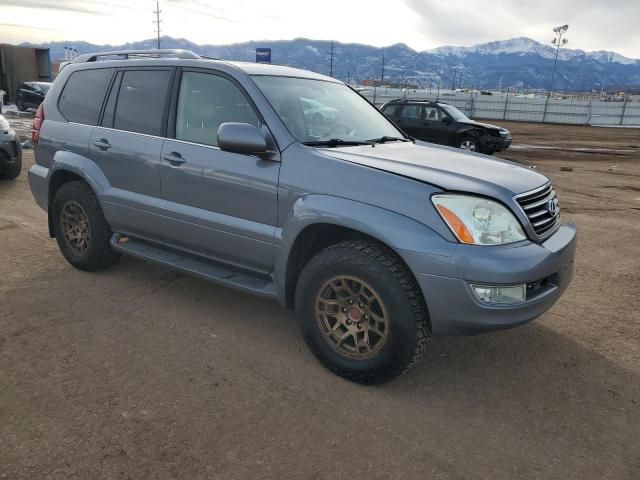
23,36,640,92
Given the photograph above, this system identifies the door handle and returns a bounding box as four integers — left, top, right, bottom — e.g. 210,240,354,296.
93,139,111,150
162,152,186,166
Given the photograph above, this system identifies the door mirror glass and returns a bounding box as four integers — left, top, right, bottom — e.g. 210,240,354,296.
217,122,267,154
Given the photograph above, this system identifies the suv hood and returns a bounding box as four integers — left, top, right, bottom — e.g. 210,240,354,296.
459,120,504,132
318,141,547,198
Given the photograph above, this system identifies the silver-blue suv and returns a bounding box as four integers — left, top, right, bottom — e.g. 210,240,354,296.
28,50,576,384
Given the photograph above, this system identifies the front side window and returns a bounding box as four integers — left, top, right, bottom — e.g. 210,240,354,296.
58,68,114,125
424,106,441,120
113,70,172,136
252,75,403,144
176,72,259,147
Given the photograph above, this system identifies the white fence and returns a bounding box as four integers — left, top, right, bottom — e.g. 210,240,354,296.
360,88,640,127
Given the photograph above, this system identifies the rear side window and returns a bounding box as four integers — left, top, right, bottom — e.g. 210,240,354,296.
399,104,422,120
112,70,172,136
382,104,399,116
58,68,114,125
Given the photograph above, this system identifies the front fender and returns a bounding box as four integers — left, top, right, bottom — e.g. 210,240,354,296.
273,194,457,305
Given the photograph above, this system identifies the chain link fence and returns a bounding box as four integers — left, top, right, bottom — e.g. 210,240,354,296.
361,88,640,127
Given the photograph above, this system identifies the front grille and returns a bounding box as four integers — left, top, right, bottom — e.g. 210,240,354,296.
515,183,560,239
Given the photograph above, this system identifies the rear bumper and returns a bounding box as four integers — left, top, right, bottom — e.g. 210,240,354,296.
401,223,577,335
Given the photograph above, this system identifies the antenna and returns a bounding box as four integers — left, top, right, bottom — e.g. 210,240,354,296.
153,1,162,49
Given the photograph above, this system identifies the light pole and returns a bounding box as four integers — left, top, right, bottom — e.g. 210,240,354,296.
547,24,569,99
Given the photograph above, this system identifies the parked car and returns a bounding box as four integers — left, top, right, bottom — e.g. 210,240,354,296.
0,114,22,179
381,99,512,154
16,81,52,111
28,49,575,384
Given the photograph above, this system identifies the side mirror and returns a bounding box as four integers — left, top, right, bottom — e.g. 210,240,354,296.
217,122,267,155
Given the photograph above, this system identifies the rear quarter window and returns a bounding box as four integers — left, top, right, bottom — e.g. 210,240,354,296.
58,68,114,125
382,104,399,116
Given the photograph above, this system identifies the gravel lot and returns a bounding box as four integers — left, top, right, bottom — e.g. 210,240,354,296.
1,117,639,479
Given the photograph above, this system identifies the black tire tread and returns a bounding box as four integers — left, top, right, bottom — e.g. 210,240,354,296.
295,240,431,383
53,181,120,271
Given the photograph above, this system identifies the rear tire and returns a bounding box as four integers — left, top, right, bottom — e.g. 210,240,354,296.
295,240,430,384
16,98,26,112
0,152,21,180
52,181,120,271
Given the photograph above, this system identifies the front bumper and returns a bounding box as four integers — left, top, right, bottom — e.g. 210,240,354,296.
401,223,576,335
0,137,21,168
483,136,512,153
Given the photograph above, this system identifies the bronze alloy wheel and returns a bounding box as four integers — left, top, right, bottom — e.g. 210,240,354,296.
60,200,91,254
315,275,389,358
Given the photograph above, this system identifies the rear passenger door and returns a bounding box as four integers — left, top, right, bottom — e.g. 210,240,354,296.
394,104,425,139
88,68,174,240
158,69,280,274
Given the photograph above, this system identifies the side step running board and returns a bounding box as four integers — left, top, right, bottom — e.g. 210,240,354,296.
110,234,276,298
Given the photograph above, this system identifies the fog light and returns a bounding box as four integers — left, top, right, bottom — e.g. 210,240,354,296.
470,284,526,305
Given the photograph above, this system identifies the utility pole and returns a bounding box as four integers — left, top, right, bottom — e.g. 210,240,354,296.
380,51,385,86
547,24,569,99
153,1,162,49
328,41,334,77
451,68,457,90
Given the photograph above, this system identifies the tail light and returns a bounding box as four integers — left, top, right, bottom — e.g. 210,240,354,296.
32,103,44,144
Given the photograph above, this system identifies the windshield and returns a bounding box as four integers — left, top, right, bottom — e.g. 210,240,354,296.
252,75,403,145
440,104,470,122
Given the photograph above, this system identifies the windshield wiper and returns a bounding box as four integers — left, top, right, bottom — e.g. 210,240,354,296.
303,138,375,147
367,136,412,144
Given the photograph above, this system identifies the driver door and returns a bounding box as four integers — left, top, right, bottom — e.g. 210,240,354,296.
158,69,280,274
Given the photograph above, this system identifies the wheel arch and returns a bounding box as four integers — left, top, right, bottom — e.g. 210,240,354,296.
275,194,451,308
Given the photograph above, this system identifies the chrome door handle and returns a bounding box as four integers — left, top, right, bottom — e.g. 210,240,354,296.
93,139,111,150
162,152,186,166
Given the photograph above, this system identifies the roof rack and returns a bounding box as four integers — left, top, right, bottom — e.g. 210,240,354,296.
71,49,203,63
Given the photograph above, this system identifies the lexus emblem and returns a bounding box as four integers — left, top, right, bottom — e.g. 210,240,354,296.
547,198,559,215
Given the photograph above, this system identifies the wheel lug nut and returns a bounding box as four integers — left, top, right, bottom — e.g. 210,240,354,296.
342,308,347,313
349,299,353,305
346,319,352,325
363,314,368,320
357,322,362,329
359,303,363,308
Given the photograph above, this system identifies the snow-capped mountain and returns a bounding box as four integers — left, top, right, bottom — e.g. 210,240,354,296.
429,37,637,65
24,36,640,91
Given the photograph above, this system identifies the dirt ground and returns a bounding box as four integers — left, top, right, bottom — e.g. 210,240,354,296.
1,119,639,479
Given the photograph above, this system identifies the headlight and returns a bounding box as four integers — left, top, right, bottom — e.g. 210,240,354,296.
432,194,526,245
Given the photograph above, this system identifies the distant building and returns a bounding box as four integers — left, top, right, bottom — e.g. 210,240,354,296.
361,79,418,89
0,45,51,103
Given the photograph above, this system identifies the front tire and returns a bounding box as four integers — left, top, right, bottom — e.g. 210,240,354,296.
16,98,26,112
295,240,430,384
52,181,120,271
458,137,479,152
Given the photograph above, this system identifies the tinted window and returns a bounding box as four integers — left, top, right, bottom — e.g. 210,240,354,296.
424,106,441,120
175,72,259,147
399,104,422,119
382,104,399,116
113,70,172,136
59,68,114,125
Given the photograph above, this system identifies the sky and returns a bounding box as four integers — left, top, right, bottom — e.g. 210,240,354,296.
0,0,639,58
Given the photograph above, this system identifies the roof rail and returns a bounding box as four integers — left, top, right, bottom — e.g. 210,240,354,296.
72,49,202,63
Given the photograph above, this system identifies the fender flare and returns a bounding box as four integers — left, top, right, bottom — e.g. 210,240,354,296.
273,194,456,306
